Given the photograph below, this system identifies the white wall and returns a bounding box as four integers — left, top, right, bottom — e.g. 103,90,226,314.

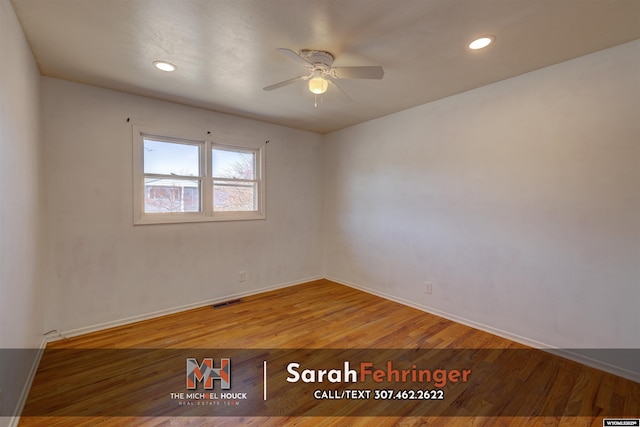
0,0,46,420
41,78,324,334
324,41,640,372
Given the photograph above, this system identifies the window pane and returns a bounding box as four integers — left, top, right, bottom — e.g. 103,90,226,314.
213,180,257,212
212,148,256,179
144,178,201,213
144,139,200,176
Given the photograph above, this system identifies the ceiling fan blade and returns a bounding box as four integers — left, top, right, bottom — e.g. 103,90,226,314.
263,75,309,91
327,79,353,103
332,65,384,80
277,48,313,67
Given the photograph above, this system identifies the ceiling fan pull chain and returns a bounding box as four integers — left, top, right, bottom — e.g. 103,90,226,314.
314,94,325,108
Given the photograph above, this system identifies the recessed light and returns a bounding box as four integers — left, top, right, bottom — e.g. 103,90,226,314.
153,61,176,72
468,36,494,50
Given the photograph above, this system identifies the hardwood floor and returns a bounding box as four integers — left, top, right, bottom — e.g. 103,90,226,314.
19,279,640,426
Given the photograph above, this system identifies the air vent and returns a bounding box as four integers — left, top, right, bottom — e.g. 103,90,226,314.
212,299,242,309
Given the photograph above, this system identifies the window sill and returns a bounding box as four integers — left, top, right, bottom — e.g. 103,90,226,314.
134,212,266,225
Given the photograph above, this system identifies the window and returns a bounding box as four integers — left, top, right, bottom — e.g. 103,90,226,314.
133,127,265,224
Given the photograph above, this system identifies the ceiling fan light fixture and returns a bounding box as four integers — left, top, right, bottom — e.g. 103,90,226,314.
468,36,494,50
153,60,177,72
308,76,328,95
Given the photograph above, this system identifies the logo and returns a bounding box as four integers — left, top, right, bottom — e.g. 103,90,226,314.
603,420,640,427
186,357,231,389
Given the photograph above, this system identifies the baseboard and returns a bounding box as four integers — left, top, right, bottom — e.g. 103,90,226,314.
6,336,47,427
326,275,640,384
545,348,640,384
49,275,323,342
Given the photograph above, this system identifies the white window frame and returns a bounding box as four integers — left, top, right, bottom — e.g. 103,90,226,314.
133,126,266,225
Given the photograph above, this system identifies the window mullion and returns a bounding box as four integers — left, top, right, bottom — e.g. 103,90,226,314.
203,141,213,217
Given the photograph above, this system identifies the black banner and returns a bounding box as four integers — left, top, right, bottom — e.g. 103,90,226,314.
7,348,639,417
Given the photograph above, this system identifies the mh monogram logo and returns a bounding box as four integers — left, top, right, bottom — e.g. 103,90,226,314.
186,357,231,389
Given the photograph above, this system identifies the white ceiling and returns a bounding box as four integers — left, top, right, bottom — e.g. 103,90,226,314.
10,0,640,134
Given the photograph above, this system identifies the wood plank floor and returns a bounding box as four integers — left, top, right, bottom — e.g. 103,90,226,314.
19,279,639,426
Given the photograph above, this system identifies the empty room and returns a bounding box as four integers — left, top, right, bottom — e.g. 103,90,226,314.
1,0,639,426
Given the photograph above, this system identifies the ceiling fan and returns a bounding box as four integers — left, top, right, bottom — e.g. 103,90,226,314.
263,48,384,103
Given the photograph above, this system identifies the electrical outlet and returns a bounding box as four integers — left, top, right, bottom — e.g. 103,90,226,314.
239,271,246,282
425,282,433,294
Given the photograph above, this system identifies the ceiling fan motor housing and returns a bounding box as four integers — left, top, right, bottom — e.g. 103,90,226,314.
300,50,334,71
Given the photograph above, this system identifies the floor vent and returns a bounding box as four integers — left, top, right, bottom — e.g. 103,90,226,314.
212,299,242,309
